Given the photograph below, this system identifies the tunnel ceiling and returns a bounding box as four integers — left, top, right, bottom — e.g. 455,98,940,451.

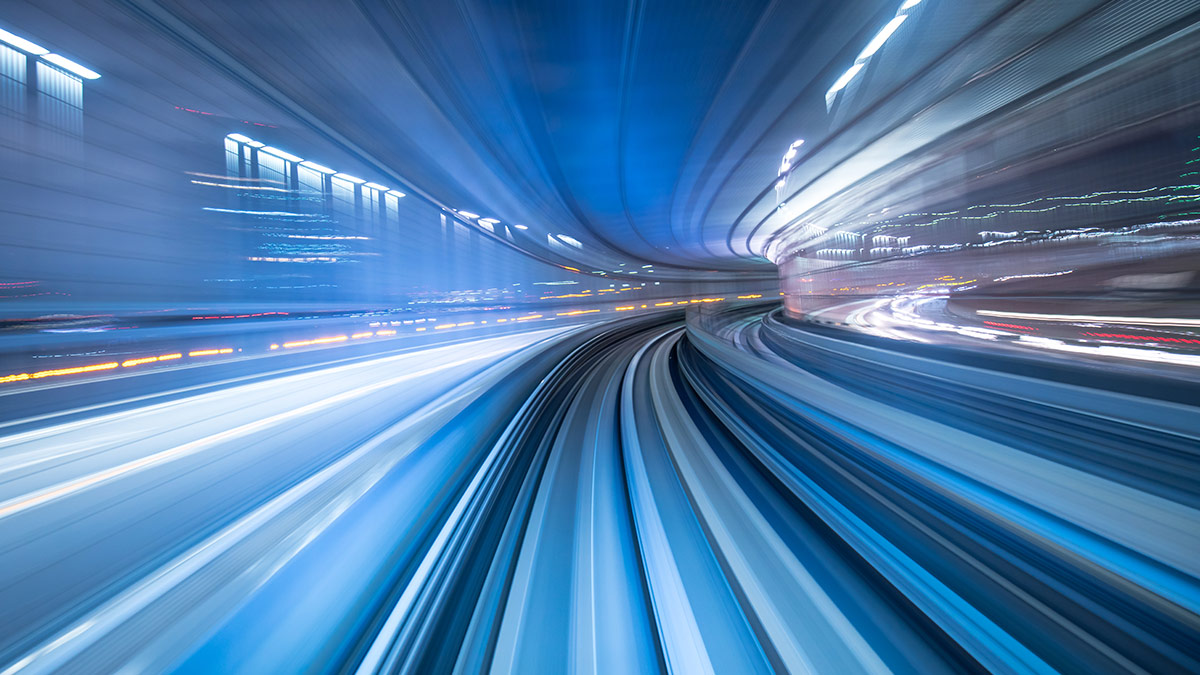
112,0,1200,280
109,0,899,278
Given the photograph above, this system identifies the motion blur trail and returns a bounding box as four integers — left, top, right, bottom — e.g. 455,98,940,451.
1,307,1196,673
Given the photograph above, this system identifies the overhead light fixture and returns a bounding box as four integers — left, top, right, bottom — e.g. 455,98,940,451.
0,28,48,55
42,53,100,79
827,62,864,97
513,224,529,230
299,160,336,174
364,182,390,191
388,190,406,198
479,217,500,224
261,146,304,163
226,133,264,148
857,15,908,61
334,173,365,184
458,211,480,219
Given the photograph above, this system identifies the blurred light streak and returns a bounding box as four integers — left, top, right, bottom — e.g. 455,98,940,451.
42,54,100,79
0,27,48,54
856,15,907,61
978,311,1200,327
188,348,234,357
260,146,303,163
282,337,348,349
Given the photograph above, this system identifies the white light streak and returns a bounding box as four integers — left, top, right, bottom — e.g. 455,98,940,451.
0,28,48,55
856,15,908,61
299,160,337,174
978,310,1200,327
260,146,304,163
42,53,100,79
827,62,864,97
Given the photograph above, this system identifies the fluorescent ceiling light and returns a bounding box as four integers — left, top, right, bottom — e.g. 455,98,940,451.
364,182,389,191
856,15,908,61
458,211,480,219
827,62,864,96
227,133,265,148
260,146,303,163
0,28,48,55
334,173,365,184
42,53,100,79
299,160,336,174
513,224,529,230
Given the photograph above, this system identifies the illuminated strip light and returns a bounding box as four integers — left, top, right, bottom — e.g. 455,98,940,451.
260,146,304,163
364,182,390,192
856,15,907,61
458,211,480,219
516,315,542,321
42,53,100,79
738,294,763,299
982,321,1037,331
615,306,635,311
977,310,1200,328
655,302,674,307
188,171,278,184
248,256,341,263
120,352,183,368
993,270,1074,283
226,133,265,148
1082,332,1200,345
388,190,406,198
351,332,373,339
825,63,864,103
280,234,368,240
826,5,918,106
33,362,118,379
334,173,366,184
0,28,48,55
191,180,292,193
204,207,316,217
479,218,500,225
435,324,455,330
557,310,600,316
375,329,397,336
1,361,121,384
188,348,234,357
300,160,337,174
282,336,347,348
